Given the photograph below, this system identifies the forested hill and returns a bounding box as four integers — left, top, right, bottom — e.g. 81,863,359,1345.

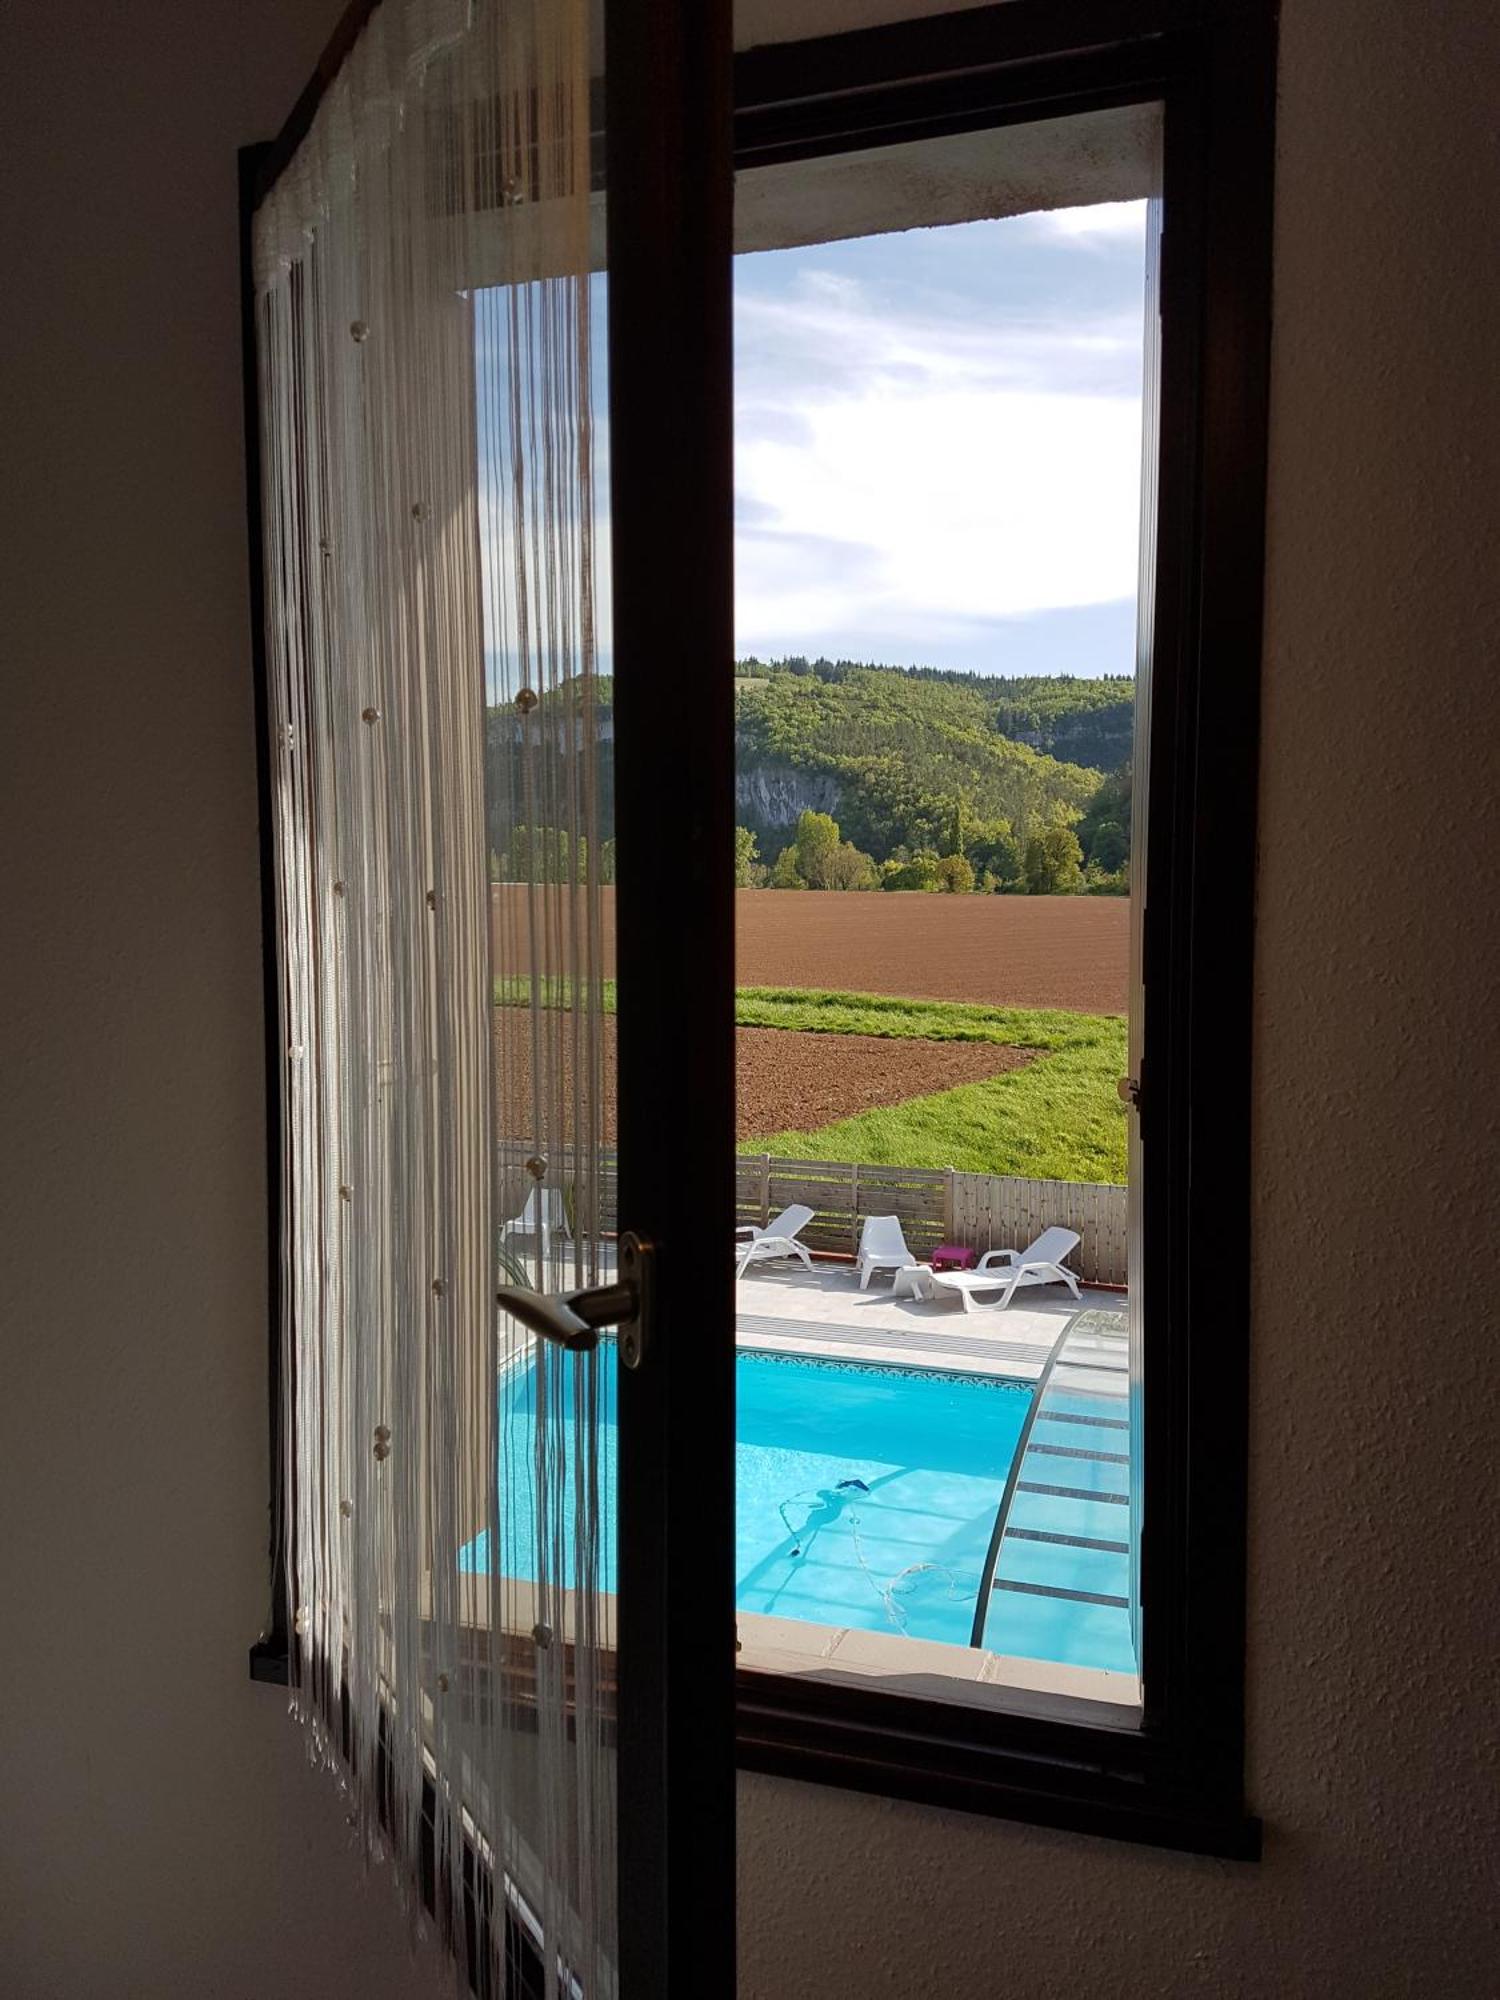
737,659,1134,772
985,675,1135,770
732,659,1133,879
485,659,1134,890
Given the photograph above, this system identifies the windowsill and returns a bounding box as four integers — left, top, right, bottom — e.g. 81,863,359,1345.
737,1610,1140,1717
736,1661,1261,1860
259,1590,1257,1864
253,1630,1252,1859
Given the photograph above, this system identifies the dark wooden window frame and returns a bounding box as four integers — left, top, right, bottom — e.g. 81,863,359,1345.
727,0,1275,1862
245,0,1275,1877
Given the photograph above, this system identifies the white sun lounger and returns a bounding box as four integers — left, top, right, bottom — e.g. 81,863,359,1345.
894,1227,1083,1312
736,1203,816,1279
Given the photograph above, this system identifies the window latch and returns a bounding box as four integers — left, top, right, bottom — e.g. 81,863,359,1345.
496,1230,654,1370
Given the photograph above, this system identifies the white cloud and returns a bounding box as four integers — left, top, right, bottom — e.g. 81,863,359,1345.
737,386,1143,644
1029,200,1149,244
733,243,1146,652
735,277,1143,403
473,211,1150,673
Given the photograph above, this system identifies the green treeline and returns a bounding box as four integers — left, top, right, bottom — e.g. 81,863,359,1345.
736,656,1134,768
489,824,615,884
735,659,1133,894
485,658,1133,894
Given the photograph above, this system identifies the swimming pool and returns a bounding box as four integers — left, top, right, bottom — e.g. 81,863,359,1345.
461,1345,1035,1651
734,1351,1031,1646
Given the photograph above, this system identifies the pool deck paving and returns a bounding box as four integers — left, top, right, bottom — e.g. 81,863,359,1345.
734,1257,1124,1380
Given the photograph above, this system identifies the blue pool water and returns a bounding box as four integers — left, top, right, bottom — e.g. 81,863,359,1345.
734,1352,1031,1646
461,1346,1034,1652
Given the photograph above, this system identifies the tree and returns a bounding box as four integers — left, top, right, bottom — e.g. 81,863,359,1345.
967,818,1021,892
1051,825,1085,893
1022,837,1048,894
792,809,842,885
936,852,975,893
1023,824,1084,894
1077,763,1132,866
502,823,572,883
769,844,806,888
881,851,941,892
733,824,759,887
768,808,880,890
821,840,880,890
947,791,974,860
1085,864,1130,896
497,825,616,884
1086,819,1128,872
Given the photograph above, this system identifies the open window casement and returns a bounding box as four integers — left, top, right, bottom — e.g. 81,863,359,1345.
252,0,735,1990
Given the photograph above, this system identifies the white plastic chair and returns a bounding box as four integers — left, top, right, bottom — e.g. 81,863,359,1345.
735,1203,816,1280
857,1214,915,1289
503,1185,570,1261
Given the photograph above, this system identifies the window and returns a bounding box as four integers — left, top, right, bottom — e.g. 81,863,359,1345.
247,0,1276,1891
726,3,1275,1857
729,107,1155,1722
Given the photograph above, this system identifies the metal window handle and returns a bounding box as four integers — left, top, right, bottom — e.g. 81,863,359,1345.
496,1230,653,1370
1118,1075,1142,1110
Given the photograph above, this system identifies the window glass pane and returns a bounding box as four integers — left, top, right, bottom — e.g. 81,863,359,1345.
730,102,1162,1718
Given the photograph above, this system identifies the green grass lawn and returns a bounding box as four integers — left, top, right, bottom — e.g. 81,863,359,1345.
736,988,1127,1184
495,978,1127,1184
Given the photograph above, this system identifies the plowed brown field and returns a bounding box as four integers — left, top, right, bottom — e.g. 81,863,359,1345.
493,1016,1033,1144
491,886,1126,1013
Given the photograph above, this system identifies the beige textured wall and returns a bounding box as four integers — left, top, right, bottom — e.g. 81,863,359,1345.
735,2,1500,1994
0,4,453,1995
1,0,1495,1996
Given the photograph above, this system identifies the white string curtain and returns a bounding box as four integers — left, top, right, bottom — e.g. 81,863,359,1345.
254,0,613,1991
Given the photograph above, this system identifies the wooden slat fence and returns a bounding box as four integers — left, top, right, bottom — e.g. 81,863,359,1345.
950,1170,1127,1287
495,1139,617,1242
733,1157,953,1260
499,1139,1127,1286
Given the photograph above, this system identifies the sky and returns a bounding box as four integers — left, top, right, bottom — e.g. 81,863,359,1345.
732,200,1149,679
477,198,1148,693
